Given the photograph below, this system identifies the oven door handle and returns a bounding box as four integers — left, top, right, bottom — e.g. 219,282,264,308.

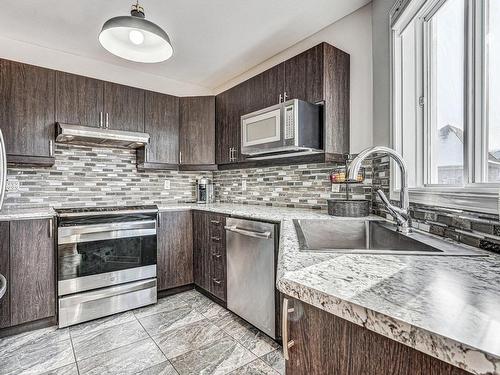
58,220,157,244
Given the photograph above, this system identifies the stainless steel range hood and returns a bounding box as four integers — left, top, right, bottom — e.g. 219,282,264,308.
56,123,149,149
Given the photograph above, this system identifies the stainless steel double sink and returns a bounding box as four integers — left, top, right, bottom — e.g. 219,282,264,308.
293,219,486,256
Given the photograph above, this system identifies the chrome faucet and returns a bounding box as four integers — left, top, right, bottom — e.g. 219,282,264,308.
347,146,411,234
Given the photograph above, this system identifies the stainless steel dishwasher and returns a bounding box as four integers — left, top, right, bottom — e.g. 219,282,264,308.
225,217,277,339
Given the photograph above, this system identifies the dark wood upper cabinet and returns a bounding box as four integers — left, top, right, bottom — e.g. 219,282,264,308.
103,82,145,132
179,96,216,165
139,91,179,167
0,222,10,329
9,219,55,326
157,211,193,291
55,71,104,127
284,44,324,104
247,63,285,111
0,59,55,165
215,86,240,165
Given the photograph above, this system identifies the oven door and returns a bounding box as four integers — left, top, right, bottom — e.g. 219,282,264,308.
58,219,157,296
241,103,284,155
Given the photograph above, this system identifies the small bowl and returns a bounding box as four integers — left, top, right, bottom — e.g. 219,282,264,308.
327,199,370,217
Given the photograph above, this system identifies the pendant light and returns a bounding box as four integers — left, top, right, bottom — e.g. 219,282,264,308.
99,1,173,63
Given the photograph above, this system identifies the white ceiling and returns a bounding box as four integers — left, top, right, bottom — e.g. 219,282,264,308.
0,0,369,90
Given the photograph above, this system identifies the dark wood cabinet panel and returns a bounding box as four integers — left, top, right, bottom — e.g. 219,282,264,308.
323,43,350,155
141,91,179,166
245,63,284,112
193,211,211,291
104,82,145,132
0,222,10,329
215,87,240,164
192,211,227,301
55,71,104,127
284,44,324,104
285,298,470,375
179,96,216,165
0,59,55,162
10,219,55,326
157,211,193,291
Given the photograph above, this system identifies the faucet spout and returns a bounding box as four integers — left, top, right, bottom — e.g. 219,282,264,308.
347,146,411,233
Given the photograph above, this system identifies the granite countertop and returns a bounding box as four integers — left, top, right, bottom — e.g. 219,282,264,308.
0,207,56,221
162,203,500,375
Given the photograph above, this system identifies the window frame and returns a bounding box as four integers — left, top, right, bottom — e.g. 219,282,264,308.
389,0,499,214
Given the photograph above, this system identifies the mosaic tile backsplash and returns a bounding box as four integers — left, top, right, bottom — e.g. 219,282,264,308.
371,154,500,254
3,144,210,209
213,161,373,210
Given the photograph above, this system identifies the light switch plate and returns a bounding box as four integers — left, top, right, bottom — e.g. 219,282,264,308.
164,180,171,190
6,179,20,192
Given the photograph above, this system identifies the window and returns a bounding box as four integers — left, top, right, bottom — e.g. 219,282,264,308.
391,0,499,213
485,0,500,183
426,0,466,185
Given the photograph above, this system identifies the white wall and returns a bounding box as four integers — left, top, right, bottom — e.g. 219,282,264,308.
0,37,212,97
214,4,374,153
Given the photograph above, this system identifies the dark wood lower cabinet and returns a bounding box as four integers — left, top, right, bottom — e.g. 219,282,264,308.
10,219,55,326
285,297,470,375
157,211,193,291
193,211,227,302
0,222,10,329
0,219,56,332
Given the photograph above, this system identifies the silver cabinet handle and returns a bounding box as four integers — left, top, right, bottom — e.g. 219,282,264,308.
224,225,272,239
0,273,6,300
105,113,109,129
0,130,6,210
99,112,103,128
283,91,288,102
210,220,220,225
228,147,232,162
49,140,54,157
49,218,53,238
282,297,295,360
279,93,283,103
212,278,221,285
179,151,182,164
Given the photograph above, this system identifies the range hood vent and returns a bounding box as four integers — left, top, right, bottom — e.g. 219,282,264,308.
56,123,149,149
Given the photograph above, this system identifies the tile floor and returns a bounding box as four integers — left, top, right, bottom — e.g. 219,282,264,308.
0,289,285,375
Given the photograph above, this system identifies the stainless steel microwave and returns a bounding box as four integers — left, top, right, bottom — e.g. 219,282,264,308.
240,99,322,159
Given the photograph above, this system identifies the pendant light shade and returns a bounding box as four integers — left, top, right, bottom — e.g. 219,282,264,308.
99,2,173,63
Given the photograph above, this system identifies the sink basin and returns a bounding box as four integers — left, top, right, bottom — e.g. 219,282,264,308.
293,219,486,256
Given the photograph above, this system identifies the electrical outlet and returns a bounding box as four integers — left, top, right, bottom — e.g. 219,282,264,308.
6,179,20,192
163,180,171,190
242,179,247,191
331,184,340,193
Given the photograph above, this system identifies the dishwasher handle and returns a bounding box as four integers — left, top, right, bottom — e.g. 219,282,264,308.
225,225,272,239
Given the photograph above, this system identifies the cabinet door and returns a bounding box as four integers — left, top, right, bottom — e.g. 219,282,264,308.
215,88,239,164
179,96,215,165
55,71,104,127
207,214,227,301
284,44,324,104
10,219,55,326
104,82,145,132
193,211,210,290
0,59,55,158
144,91,179,164
285,298,350,375
244,63,284,112
157,211,193,291
0,222,9,328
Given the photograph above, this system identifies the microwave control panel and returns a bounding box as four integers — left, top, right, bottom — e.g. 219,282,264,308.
284,105,295,140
